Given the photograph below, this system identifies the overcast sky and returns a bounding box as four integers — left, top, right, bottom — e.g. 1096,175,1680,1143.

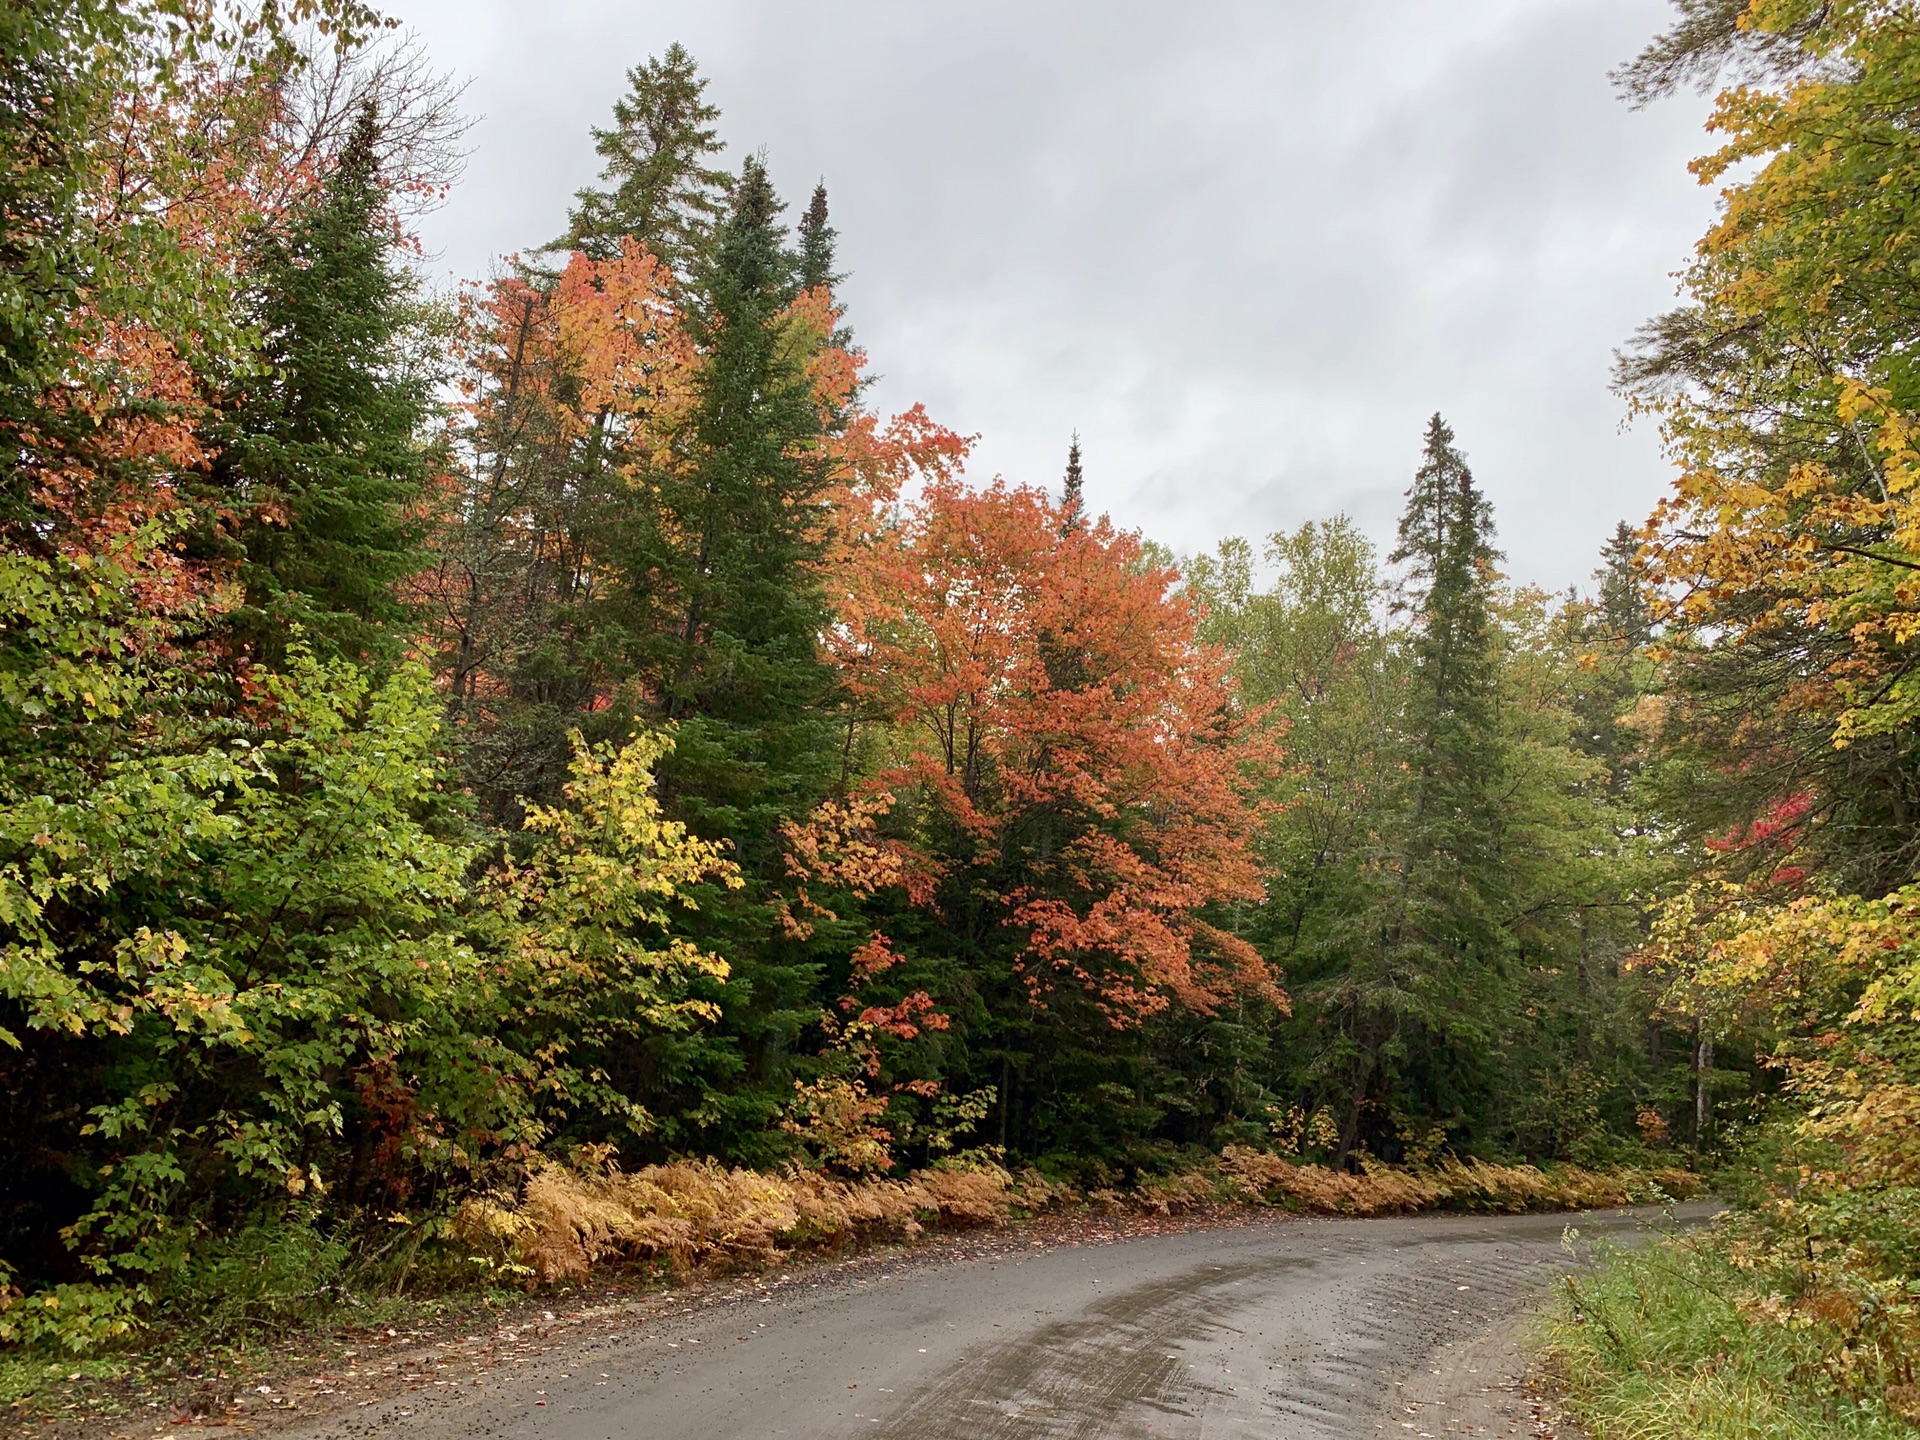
389,0,1714,591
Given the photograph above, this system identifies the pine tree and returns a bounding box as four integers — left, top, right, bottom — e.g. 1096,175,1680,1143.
562,42,732,268
1060,432,1085,533
209,102,435,664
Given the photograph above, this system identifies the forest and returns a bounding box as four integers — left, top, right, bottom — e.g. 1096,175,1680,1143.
2,2,1918,1435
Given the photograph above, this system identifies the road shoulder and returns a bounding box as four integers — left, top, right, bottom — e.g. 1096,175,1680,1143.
1381,1315,1590,1439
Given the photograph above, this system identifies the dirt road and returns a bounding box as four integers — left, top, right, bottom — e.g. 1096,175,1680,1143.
283,1203,1707,1440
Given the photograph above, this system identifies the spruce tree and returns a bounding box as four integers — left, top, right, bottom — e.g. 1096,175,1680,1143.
1061,432,1085,533
1381,415,1509,1140
209,102,434,664
1566,520,1657,802
794,180,857,367
796,181,838,292
562,43,731,267
1594,520,1653,650
638,155,845,1156
1390,413,1503,860
1309,416,1511,1161
655,155,841,835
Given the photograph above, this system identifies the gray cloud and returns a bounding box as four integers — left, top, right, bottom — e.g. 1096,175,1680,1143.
394,0,1713,589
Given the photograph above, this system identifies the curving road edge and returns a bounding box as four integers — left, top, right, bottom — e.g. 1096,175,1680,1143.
284,1202,1717,1440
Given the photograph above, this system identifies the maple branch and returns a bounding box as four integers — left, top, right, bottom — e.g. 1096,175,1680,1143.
1818,540,1920,572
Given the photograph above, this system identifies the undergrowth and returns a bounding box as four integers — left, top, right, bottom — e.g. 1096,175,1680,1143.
1545,1232,1920,1439
453,1148,1698,1284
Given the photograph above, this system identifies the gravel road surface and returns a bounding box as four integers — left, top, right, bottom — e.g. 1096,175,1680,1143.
284,1203,1709,1440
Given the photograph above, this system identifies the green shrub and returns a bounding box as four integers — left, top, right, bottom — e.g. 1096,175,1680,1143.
0,1281,144,1354
0,546,737,1337
160,1217,351,1344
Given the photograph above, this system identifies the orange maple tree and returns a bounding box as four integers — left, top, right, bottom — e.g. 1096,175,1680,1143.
795,475,1284,1032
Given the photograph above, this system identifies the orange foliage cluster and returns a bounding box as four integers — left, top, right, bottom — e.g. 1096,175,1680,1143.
547,244,702,467
455,1150,1699,1286
34,319,218,620
808,477,1283,1027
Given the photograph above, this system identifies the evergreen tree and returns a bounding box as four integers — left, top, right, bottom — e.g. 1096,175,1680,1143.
794,179,857,366
796,180,838,291
1594,520,1652,649
655,156,832,747
208,102,435,664
1200,477,1650,1166
1295,416,1511,1160
562,43,731,268
1372,416,1508,1138
1390,414,1503,866
638,154,845,1156
1568,521,1655,795
1061,432,1085,533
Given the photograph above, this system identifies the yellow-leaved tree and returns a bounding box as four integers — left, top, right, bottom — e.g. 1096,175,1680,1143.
1620,0,1920,1409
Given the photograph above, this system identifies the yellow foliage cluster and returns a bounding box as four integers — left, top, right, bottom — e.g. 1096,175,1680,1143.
455,1151,1697,1286
1647,880,1920,1192
1643,384,1920,748
1640,879,1920,1399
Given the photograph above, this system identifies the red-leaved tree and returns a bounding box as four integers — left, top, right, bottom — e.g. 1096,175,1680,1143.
784,475,1284,1161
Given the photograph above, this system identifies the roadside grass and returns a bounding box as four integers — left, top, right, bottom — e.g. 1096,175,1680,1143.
1544,1234,1919,1439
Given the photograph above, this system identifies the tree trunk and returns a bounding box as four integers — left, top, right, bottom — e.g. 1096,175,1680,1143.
1334,1047,1375,1169
1693,1032,1714,1153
